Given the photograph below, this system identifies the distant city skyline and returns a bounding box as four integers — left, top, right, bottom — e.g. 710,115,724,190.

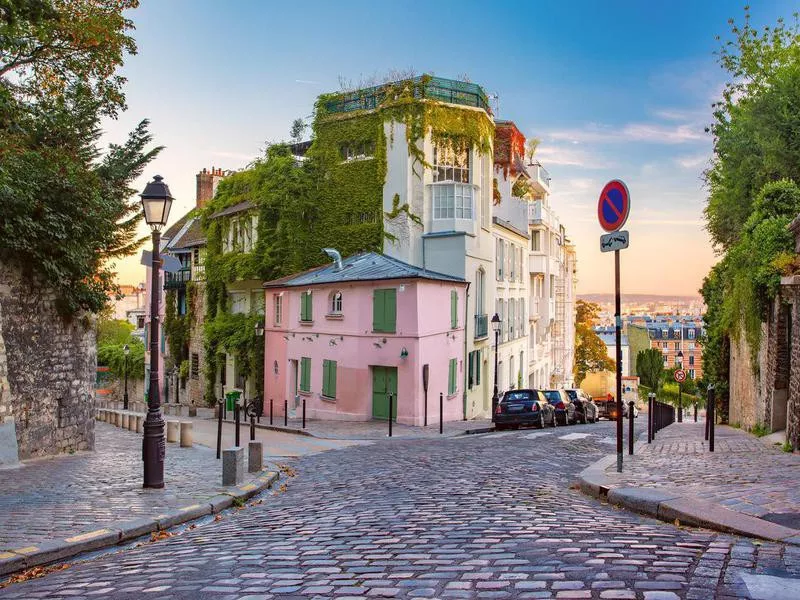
104,1,796,296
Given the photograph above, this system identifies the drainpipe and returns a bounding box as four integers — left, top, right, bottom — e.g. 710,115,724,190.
463,281,471,421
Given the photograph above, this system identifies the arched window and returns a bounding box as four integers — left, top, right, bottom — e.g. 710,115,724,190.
330,291,343,314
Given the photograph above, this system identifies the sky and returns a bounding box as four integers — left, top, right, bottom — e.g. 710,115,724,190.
106,0,799,296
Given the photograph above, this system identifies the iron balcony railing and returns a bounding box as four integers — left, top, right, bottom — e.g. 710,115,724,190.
325,76,492,115
474,314,488,340
164,268,191,290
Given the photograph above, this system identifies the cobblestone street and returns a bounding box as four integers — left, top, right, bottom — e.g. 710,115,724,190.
2,421,799,598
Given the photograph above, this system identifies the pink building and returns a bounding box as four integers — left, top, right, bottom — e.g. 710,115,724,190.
263,252,468,426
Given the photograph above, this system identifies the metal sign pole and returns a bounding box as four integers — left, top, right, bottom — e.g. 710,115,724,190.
615,249,623,473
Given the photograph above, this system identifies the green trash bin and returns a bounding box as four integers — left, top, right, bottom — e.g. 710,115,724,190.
225,390,241,412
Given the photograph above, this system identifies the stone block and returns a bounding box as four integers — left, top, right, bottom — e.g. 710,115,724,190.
121,413,129,429
127,414,136,431
166,420,179,443
179,421,193,447
135,415,143,433
248,440,263,473
222,446,244,486
114,411,121,427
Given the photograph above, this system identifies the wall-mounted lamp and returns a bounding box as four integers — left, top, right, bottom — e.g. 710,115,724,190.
400,347,409,359
254,320,265,336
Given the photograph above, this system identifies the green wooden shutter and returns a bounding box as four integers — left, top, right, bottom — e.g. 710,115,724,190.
475,350,481,385
372,290,384,332
450,290,457,328
322,360,329,396
385,288,396,332
328,360,337,398
448,358,457,395
300,357,311,391
301,292,313,321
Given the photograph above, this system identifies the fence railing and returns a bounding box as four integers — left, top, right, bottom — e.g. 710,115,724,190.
647,394,675,442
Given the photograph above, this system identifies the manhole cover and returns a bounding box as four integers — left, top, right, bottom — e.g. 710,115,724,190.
761,512,800,529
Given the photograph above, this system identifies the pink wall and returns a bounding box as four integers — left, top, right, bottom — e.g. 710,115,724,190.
263,278,467,426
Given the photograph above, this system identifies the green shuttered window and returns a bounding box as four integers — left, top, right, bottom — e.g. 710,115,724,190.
300,291,312,322
300,357,311,392
450,290,458,328
322,359,337,398
372,288,397,333
448,358,457,395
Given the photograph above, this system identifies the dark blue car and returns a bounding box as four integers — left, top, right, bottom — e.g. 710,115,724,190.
493,389,556,430
542,390,570,426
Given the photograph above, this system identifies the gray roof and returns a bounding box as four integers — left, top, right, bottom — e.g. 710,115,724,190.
210,200,256,219
263,252,466,288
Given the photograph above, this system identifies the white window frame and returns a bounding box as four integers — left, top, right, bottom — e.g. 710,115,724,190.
432,183,473,219
274,294,283,325
330,290,343,314
433,142,470,183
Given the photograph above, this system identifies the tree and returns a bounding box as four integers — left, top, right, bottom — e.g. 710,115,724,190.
289,118,306,143
636,348,664,391
573,300,615,385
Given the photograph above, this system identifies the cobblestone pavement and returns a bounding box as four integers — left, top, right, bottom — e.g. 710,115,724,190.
250,416,494,440
2,421,800,598
604,422,800,519
0,422,356,549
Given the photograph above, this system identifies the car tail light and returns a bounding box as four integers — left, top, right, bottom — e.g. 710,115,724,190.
531,403,539,411
495,404,502,415
556,401,565,410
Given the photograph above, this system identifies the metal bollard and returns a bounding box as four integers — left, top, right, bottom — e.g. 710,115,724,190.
439,392,443,435
302,397,306,429
217,400,223,460
270,398,274,425
647,393,653,443
250,413,255,441
628,401,634,455
235,403,241,447
284,399,288,427
388,393,393,437
708,386,715,452
694,402,698,423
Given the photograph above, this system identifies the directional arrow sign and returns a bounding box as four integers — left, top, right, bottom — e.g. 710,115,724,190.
600,230,629,253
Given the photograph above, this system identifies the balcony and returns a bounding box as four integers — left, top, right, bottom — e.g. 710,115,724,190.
529,162,551,195
324,76,492,115
164,268,191,290
474,314,488,340
528,200,560,231
529,254,547,274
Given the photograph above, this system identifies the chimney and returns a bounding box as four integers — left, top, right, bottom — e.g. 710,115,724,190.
196,166,227,208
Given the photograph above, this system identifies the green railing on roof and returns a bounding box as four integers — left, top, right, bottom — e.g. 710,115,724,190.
324,76,492,115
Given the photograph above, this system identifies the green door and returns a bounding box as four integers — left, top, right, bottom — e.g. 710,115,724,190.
372,366,398,420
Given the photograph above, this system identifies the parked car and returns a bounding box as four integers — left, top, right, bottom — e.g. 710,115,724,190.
622,402,639,419
565,388,599,423
542,389,571,426
494,389,556,430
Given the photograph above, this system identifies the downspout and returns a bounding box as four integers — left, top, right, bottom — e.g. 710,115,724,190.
463,281,471,421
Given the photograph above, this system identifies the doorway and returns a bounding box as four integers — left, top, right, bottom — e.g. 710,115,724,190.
372,366,398,420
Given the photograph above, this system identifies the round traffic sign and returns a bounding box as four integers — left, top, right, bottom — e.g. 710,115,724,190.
674,369,687,383
597,180,631,232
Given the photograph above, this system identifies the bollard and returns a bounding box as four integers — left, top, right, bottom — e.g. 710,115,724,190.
284,399,288,427
222,446,244,486
628,401,634,455
705,401,710,441
248,441,263,473
128,414,136,432
694,402,698,423
270,398,273,425
439,392,443,435
115,411,121,427
122,413,129,430
217,400,223,460
235,403,241,447
166,420,179,443
302,397,306,429
135,415,143,434
250,413,255,441
388,393,393,437
708,386,715,452
180,422,193,447
647,394,653,443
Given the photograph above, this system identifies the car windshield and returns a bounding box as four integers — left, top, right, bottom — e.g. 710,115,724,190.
542,390,561,403
503,391,534,402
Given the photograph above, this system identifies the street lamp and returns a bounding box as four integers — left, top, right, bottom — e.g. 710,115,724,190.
140,175,173,489
254,320,265,337
491,313,501,417
123,344,130,410
676,349,684,422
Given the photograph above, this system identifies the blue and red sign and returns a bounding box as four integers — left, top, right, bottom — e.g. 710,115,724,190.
597,180,630,232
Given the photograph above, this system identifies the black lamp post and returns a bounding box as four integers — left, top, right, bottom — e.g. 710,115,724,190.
676,349,684,422
123,344,130,410
140,175,173,489
491,313,501,417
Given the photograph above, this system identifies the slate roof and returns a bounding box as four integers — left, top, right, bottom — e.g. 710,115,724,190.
170,218,205,250
263,252,466,289
162,211,193,241
209,201,255,219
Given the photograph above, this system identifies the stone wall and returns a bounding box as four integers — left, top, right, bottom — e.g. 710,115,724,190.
728,328,763,431
0,263,95,463
187,280,207,407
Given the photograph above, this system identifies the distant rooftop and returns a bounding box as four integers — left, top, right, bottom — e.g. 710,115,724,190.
264,252,466,288
323,75,492,116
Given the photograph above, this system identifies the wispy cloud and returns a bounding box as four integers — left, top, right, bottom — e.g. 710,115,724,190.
547,122,706,145
535,143,612,168
295,79,321,85
674,153,709,169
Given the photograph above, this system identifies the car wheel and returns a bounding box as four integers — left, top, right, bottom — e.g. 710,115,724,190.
581,414,587,425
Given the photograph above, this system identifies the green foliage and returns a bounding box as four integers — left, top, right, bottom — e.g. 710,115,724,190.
638,383,703,409
203,311,264,404
179,359,189,381
97,338,144,379
573,300,615,385
385,193,422,226
97,318,134,346
164,288,192,371
636,348,665,390
750,422,771,437
782,440,794,452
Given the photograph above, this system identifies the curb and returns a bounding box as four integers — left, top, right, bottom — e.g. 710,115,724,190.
576,454,800,546
0,469,279,577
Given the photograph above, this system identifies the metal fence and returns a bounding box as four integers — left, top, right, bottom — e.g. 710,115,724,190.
647,393,675,443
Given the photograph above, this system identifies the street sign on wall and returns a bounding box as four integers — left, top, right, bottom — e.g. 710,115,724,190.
597,180,631,232
600,230,629,253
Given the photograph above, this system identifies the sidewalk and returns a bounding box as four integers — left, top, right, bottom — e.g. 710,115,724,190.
0,422,279,576
578,420,800,545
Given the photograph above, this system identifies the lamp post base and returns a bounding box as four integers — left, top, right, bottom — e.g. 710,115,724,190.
142,409,165,489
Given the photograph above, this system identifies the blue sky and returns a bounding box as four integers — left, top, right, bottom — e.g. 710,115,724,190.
108,0,799,296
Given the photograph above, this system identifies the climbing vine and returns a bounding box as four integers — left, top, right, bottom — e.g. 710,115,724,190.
385,193,422,226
